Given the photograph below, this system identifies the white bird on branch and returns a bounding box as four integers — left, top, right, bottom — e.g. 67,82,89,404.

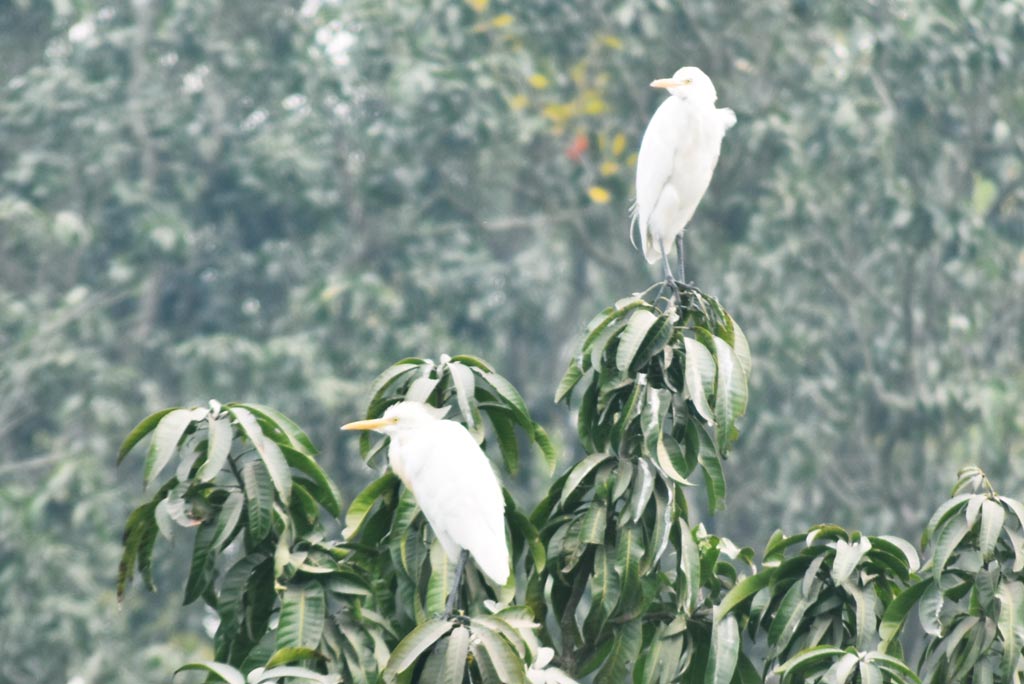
634,66,736,283
341,401,509,615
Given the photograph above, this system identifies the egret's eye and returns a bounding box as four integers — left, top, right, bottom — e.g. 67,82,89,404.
682,79,693,85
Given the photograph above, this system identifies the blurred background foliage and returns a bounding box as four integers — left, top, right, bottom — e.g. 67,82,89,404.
1,0,1022,681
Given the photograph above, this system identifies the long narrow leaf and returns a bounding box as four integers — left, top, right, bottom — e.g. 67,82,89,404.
143,408,194,487
383,620,455,682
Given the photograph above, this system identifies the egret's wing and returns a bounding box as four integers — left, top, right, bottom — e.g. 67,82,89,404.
412,421,510,585
635,97,687,263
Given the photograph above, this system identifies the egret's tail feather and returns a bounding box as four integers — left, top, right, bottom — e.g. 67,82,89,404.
719,107,737,130
473,549,510,586
628,200,640,250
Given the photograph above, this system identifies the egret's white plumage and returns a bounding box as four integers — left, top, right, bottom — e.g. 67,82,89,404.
635,66,736,267
342,401,510,586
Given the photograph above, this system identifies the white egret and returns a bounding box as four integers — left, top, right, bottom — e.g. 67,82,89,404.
341,401,510,614
634,66,736,282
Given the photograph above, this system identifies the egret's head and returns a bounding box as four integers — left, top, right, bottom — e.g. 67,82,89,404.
341,401,450,436
650,66,717,104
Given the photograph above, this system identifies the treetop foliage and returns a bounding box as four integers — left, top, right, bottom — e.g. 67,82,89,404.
3,0,1022,682
118,281,1024,683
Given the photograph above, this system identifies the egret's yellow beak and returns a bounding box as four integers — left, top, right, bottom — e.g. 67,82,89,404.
340,417,397,431
650,78,681,89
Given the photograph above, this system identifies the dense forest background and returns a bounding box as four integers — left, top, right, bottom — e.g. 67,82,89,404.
1,0,1022,682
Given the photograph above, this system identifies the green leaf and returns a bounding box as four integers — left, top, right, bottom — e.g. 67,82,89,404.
384,619,455,683
219,553,268,637
426,539,453,615
471,634,503,682
367,361,424,405
555,360,584,403
229,406,292,502
873,535,921,575
683,337,716,424
831,537,872,585
917,580,944,638
859,660,884,684
489,408,519,475
532,424,557,476
657,432,695,486
998,496,1024,536
615,308,658,373
823,652,859,684
866,652,922,683
118,498,159,600
238,402,318,455
705,613,740,684
479,371,531,427
448,361,478,431
727,314,752,380
592,544,621,617
143,408,195,488
251,666,338,683
265,646,325,668
717,570,775,619
700,451,727,513
617,524,643,610
278,582,326,650
211,490,245,550
628,457,655,522
472,622,526,684
629,312,675,373
449,354,493,371
184,519,217,605
281,445,343,517
773,645,846,677
767,579,815,658
560,452,613,507
174,661,245,684
978,498,1005,560
594,618,642,684
845,581,879,651
678,519,701,615
880,578,932,648
118,407,176,464
580,501,607,545
242,460,274,543
444,626,470,683
997,582,1022,680
197,415,233,482
344,472,398,538
646,483,672,570
711,336,747,452
931,515,970,581
921,494,971,547
508,510,545,573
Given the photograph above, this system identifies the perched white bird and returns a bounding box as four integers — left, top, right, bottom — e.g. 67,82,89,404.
634,66,736,281
341,401,510,609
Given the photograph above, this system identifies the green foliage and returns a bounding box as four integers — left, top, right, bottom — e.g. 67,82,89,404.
5,0,1023,681
117,292,1024,684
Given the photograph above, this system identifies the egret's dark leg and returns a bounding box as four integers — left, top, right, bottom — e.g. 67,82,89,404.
675,234,687,285
444,549,470,618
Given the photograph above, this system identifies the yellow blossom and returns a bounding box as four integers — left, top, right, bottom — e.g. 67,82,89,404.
508,94,528,111
600,161,620,176
527,73,550,90
611,132,627,157
491,13,514,28
588,186,612,204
